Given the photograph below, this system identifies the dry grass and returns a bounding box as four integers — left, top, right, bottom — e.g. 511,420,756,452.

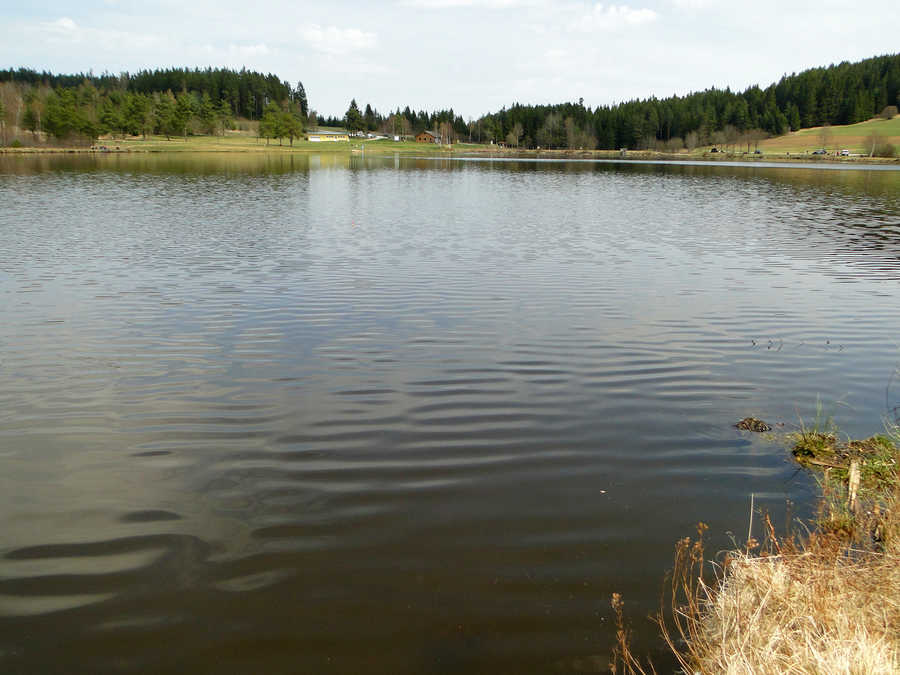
670,534,900,674
658,427,900,675
611,422,900,673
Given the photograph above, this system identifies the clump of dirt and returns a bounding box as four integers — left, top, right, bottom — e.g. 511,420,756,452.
736,417,772,432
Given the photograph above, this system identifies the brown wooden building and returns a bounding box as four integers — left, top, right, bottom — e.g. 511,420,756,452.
415,130,440,143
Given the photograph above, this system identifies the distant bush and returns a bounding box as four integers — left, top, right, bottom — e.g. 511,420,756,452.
10,139,22,148
873,143,897,157
873,141,897,158
868,132,897,157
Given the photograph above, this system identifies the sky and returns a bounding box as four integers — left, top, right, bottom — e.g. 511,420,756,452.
4,1,898,119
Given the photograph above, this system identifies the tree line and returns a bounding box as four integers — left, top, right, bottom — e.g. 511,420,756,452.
332,53,898,150
0,68,312,145
319,99,468,143
1,53,897,149
0,67,298,121
469,53,900,150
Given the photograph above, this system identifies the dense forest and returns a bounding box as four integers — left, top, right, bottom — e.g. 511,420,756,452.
471,53,900,150
326,54,900,149
0,54,898,149
0,67,308,145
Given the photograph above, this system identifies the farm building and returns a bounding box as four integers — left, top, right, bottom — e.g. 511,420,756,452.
308,131,350,142
416,130,440,143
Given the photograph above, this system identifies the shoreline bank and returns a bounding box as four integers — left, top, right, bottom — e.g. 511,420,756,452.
648,424,900,674
2,144,897,165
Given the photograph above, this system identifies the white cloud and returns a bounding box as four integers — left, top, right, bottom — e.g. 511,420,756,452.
300,24,376,55
574,4,658,31
45,17,79,34
670,0,715,8
229,43,270,58
36,17,160,49
401,0,539,7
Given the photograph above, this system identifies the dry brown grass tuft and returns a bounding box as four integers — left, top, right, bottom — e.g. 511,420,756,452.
683,542,900,673
610,427,900,673
661,441,900,674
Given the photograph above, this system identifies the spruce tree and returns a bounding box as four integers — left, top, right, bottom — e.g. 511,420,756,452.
295,81,308,118
345,99,364,133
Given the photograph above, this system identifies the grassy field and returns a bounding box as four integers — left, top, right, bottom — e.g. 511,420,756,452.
755,115,900,155
4,118,897,161
96,131,492,155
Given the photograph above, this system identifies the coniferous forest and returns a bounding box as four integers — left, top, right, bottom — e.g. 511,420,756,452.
0,54,897,148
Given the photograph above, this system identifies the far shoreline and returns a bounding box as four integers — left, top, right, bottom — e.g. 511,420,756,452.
2,143,898,166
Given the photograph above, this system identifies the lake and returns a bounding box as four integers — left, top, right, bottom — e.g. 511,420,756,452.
1,153,899,673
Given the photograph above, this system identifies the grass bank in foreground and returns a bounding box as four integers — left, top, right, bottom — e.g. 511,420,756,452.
614,420,900,674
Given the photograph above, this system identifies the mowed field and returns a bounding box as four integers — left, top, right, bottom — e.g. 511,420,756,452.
757,115,900,155
105,130,487,154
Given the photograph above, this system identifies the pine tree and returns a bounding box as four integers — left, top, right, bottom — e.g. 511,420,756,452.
295,81,308,119
364,103,377,131
345,99,364,133
216,99,232,136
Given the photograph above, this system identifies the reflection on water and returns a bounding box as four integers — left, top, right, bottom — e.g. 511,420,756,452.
1,155,899,673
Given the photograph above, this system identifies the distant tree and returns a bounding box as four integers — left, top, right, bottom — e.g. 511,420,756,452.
140,95,155,139
711,129,726,149
397,114,411,137
175,91,196,140
0,83,18,146
345,99,364,133
868,131,895,157
154,91,179,139
99,99,122,137
294,81,308,118
665,136,684,152
565,117,578,149
198,91,217,134
124,93,150,137
748,128,768,152
22,90,43,140
260,102,286,144
818,123,832,151
281,109,303,145
684,130,699,150
364,103,377,131
0,98,6,145
216,99,232,136
723,124,739,152
536,113,563,148
438,120,455,144
730,98,750,130
564,117,595,149
506,121,523,148
786,103,801,131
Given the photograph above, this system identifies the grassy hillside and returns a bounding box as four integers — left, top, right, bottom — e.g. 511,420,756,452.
757,116,899,155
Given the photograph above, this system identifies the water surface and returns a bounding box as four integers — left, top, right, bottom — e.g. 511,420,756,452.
1,153,899,673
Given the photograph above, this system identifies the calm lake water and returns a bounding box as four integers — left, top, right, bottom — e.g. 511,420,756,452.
1,153,899,673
